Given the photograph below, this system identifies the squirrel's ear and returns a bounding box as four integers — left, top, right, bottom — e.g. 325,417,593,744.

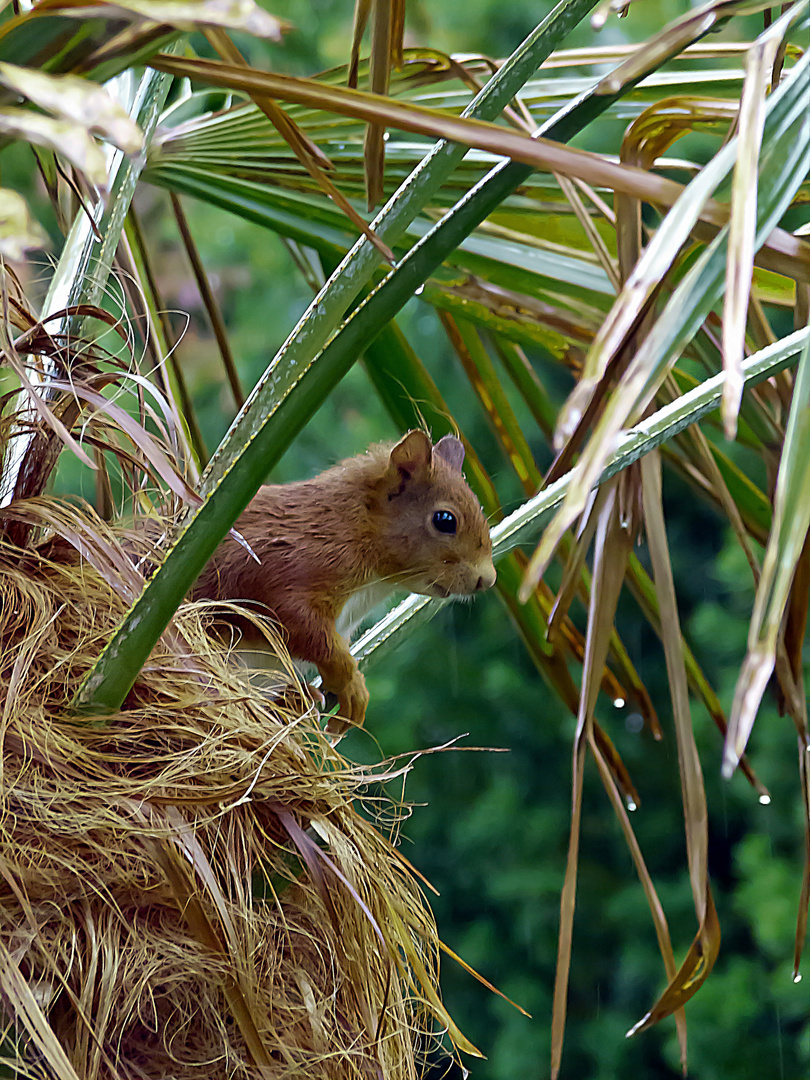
388,430,433,481
433,434,465,473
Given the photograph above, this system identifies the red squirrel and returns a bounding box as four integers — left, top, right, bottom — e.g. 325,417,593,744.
194,430,496,727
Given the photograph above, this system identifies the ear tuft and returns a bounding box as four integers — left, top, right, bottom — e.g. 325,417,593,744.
433,434,465,473
388,430,433,479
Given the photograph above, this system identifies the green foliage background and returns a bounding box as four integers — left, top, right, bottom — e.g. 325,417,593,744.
28,0,807,1074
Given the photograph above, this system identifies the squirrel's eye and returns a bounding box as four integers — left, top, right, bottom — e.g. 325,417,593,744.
432,510,457,535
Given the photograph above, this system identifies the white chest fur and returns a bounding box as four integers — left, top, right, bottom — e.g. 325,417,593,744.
232,578,398,689
336,578,397,641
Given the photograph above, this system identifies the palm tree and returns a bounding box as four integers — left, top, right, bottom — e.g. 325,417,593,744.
0,0,808,1074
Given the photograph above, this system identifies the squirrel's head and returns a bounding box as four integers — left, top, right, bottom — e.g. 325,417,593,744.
373,430,496,599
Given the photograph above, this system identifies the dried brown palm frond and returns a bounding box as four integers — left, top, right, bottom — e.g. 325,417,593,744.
0,275,201,534
0,498,458,1079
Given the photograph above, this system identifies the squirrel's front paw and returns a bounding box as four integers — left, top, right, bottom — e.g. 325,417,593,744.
325,670,369,734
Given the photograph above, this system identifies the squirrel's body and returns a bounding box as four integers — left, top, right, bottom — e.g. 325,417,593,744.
195,431,496,726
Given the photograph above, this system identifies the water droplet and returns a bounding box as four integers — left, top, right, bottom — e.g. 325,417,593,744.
759,794,771,805
626,800,637,812
613,697,625,709
794,972,802,984
383,131,390,141
414,285,425,296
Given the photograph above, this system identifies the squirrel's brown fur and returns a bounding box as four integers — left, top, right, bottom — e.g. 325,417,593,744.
194,430,496,727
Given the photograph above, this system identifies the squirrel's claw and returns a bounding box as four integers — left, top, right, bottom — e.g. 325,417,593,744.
325,669,368,735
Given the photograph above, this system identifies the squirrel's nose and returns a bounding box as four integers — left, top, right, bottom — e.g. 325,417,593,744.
475,562,497,591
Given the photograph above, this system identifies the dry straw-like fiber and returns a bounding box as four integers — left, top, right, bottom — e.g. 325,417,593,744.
0,498,452,1079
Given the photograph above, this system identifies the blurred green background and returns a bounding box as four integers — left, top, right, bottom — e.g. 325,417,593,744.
25,0,809,1074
